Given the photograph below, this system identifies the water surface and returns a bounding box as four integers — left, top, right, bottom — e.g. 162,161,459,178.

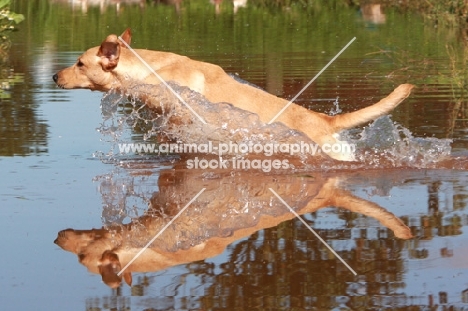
2,0,468,310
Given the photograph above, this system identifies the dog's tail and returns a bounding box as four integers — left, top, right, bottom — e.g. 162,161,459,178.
331,84,414,131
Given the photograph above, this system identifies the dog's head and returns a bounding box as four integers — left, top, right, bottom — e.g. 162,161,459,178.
54,228,132,288
52,28,132,91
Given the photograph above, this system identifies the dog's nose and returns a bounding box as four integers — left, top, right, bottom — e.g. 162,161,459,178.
52,74,58,82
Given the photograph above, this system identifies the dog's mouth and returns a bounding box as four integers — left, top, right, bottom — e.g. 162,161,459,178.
52,74,75,89
52,73,65,88
52,74,103,91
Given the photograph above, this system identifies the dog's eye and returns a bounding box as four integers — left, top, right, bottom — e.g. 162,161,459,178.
77,60,84,67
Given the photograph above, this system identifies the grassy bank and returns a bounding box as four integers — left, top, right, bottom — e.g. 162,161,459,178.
345,0,468,27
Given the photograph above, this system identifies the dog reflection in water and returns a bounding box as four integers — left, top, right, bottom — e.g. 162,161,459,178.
54,167,412,288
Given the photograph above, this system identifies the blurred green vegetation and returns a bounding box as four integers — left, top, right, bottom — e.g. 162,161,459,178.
347,0,468,27
0,0,23,31
9,0,455,64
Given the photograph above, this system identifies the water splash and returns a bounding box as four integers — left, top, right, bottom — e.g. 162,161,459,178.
328,96,342,116
97,81,328,166
97,80,453,170
92,82,457,246
345,115,452,168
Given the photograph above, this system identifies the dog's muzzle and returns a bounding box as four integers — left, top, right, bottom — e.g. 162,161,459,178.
52,74,65,88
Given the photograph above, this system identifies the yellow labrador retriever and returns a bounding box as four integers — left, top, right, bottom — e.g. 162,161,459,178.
54,166,412,288
53,28,414,160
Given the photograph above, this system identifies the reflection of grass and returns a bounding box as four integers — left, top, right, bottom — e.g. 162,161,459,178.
355,0,468,135
446,44,468,98
402,0,468,25
363,47,440,87
0,0,24,99
349,0,468,27
249,0,468,25
446,43,468,132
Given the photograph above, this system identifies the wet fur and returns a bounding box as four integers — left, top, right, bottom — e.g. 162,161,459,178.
53,28,414,160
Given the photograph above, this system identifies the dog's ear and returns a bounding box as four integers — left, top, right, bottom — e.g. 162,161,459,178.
97,29,131,71
98,36,120,71
119,28,132,47
98,250,123,288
